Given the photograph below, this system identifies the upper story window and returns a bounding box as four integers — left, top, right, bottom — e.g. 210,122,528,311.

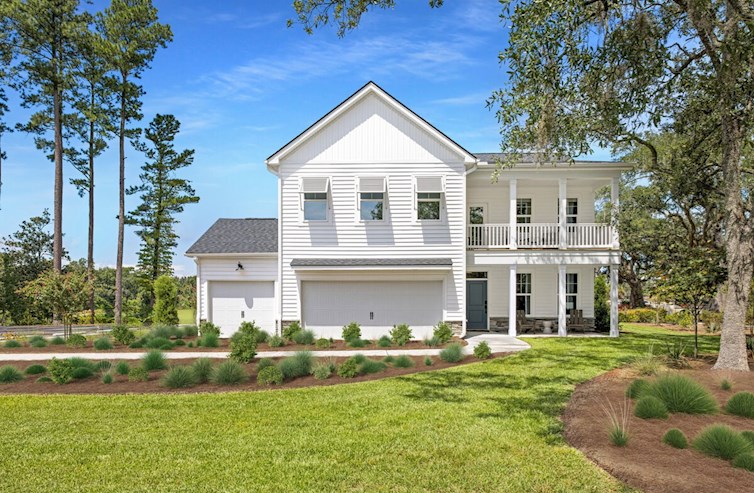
415,176,444,221
558,198,578,224
300,177,330,221
358,177,386,221
516,198,532,223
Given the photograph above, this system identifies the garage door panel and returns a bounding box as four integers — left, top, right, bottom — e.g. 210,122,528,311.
301,281,442,339
210,281,275,337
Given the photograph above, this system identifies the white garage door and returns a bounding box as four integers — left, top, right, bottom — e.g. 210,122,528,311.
210,281,275,337
301,281,443,339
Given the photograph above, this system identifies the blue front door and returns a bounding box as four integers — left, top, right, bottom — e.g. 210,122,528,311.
466,281,487,330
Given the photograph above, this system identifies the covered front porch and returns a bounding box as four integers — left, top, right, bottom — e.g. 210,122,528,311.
466,251,620,337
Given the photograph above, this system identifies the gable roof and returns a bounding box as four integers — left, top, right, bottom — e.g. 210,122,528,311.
266,81,477,169
185,218,277,256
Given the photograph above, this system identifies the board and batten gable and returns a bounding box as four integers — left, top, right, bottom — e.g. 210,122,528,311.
269,88,471,329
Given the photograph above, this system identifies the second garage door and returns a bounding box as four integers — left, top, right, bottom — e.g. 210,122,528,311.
210,281,275,337
301,280,443,339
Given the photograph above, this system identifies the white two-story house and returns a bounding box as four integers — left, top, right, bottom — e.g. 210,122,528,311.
187,82,627,339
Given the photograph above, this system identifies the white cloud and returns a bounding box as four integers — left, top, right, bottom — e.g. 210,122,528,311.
430,91,493,107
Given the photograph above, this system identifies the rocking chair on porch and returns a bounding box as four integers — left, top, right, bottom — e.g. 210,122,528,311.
568,309,589,332
516,310,536,334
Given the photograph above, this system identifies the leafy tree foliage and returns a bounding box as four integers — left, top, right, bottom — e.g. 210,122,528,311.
19,269,89,337
152,274,178,325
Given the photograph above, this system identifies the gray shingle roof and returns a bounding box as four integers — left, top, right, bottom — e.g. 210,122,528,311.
290,258,452,267
186,218,277,255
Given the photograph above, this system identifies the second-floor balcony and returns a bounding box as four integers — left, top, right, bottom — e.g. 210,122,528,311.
467,223,615,249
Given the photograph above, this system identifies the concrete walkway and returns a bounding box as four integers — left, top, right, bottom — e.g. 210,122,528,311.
0,334,529,361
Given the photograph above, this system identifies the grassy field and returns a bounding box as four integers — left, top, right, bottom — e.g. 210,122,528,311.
177,308,195,325
0,325,720,493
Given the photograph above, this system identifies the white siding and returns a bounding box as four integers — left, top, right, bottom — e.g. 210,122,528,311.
278,93,466,324
196,256,278,323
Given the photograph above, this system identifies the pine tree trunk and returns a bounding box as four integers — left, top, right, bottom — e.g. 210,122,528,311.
52,85,63,274
88,116,95,325
114,89,126,325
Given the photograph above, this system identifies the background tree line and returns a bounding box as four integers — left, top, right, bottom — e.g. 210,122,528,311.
0,0,197,326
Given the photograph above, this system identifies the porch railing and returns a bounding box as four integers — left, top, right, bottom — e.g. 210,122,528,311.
467,223,614,249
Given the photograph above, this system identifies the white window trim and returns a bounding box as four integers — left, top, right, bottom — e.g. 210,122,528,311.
516,272,532,316
300,176,331,223
516,198,532,224
414,175,446,222
468,203,486,225
356,176,387,223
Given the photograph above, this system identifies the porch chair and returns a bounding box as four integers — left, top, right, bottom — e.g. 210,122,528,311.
516,310,536,334
568,309,589,333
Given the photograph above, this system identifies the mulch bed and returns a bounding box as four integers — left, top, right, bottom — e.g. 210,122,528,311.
0,353,498,395
0,337,467,354
564,361,754,493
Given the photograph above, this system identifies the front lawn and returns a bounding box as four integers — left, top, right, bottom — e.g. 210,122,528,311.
0,326,717,492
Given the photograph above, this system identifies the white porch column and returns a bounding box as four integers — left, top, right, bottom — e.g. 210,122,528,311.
194,258,201,325
508,264,517,336
610,264,619,337
558,264,567,336
509,179,517,249
559,178,567,249
611,176,620,249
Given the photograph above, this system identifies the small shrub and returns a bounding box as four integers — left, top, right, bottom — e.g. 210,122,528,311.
50,336,65,345
630,346,665,376
315,338,331,349
3,339,21,348
383,355,395,364
101,372,113,384
66,334,87,347
36,376,53,383
626,379,651,399
30,337,47,348
662,428,688,449
183,325,199,337
609,427,629,447
337,358,359,378
282,320,302,341
473,341,492,359
377,335,392,348
292,329,315,345
634,396,669,419
200,333,219,348
732,453,754,472
664,340,690,368
602,399,630,447
359,359,386,375
68,357,97,371
146,337,173,350
111,324,135,345
162,366,197,388
312,362,333,380
279,351,313,380
424,356,433,366
141,350,168,371
257,365,284,385
268,335,284,347
347,338,367,348
187,341,194,348
199,321,220,337
24,364,47,375
694,424,753,460
256,358,275,372
726,392,754,418
129,341,144,349
646,374,718,414
342,322,361,342
423,336,442,347
229,331,258,364
440,343,464,363
115,361,130,375
128,367,149,382
390,324,412,346
741,431,754,447
351,353,367,364
210,360,247,385
173,339,186,346
722,379,732,391
700,310,723,333
150,325,172,339
393,355,414,368
96,360,112,371
618,308,657,323
191,358,214,383
665,310,692,327
94,337,113,350
0,365,23,383
72,367,94,380
433,321,453,343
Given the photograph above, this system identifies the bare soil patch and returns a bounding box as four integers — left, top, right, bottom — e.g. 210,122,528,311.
564,362,754,493
0,353,496,395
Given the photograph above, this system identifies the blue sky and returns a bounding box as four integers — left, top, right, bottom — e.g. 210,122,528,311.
1,0,610,275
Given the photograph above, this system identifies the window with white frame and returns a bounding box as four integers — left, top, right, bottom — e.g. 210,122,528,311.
516,273,532,315
358,177,386,221
415,176,444,221
558,198,578,224
300,177,330,221
516,198,532,223
566,273,578,314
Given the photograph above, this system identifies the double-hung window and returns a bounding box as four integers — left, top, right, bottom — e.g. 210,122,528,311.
516,273,532,315
300,177,330,221
516,198,532,223
415,176,444,221
566,273,578,314
358,177,386,221
558,198,578,224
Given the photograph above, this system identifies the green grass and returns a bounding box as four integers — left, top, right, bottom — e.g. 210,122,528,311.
694,424,753,460
0,326,704,492
662,428,688,449
177,309,195,325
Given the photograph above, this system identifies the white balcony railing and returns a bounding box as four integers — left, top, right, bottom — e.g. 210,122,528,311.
467,223,614,249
